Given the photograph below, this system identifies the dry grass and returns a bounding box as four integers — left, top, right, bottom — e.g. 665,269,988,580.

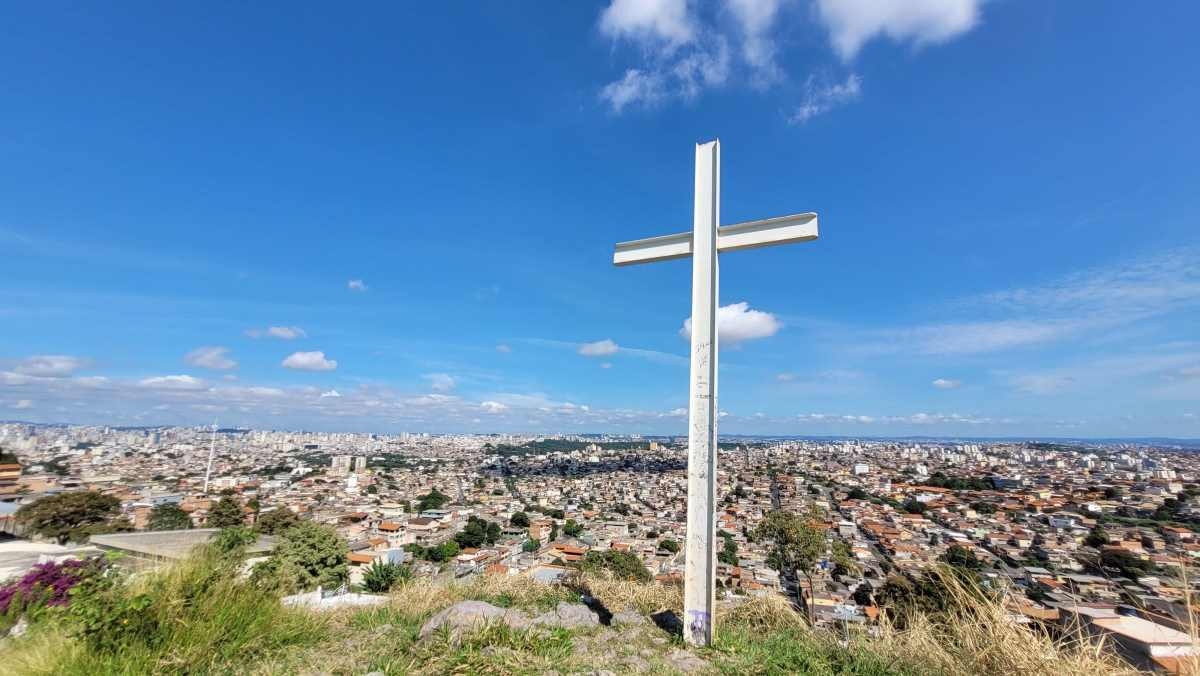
716,593,806,633
869,569,1138,676
571,571,683,615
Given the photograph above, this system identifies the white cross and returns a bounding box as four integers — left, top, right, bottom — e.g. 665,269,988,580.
612,139,818,646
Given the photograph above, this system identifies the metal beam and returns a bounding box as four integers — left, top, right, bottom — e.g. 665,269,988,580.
612,212,818,266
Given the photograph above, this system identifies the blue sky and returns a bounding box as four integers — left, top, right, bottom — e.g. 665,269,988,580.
2,1,1197,437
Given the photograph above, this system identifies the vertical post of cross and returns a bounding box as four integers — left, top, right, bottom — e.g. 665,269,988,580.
684,139,719,646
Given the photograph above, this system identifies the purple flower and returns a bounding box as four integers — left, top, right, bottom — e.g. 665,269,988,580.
0,557,101,614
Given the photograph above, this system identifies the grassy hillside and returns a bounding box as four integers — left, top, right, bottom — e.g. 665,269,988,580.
0,548,1143,676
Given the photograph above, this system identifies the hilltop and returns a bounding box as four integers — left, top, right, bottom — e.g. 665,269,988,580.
0,544,1142,676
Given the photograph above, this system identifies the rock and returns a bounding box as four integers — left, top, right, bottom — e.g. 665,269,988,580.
532,601,600,629
666,649,709,672
8,617,28,638
418,600,530,639
611,609,648,627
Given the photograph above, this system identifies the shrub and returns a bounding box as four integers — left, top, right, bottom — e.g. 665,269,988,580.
576,550,651,582
0,557,105,629
362,559,412,593
148,503,192,530
252,522,348,592
254,507,299,535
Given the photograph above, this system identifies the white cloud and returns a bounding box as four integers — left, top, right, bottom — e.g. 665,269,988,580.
495,344,512,354
579,339,620,357
347,279,368,292
599,0,694,49
184,346,237,370
246,326,307,340
776,373,796,382
15,355,88,378
1011,374,1075,395
596,0,732,112
281,351,338,371
600,69,669,112
726,0,783,85
320,389,342,398
139,375,207,390
12,399,33,409
932,378,961,390
680,301,781,345
424,373,457,392
480,400,509,414
814,0,984,61
600,362,613,369
790,73,862,124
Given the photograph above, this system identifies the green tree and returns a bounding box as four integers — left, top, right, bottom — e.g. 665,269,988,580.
485,521,501,544
207,496,245,528
754,509,826,622
901,498,927,514
1084,525,1110,548
658,538,680,553
255,508,300,535
577,550,651,581
416,489,450,512
362,559,411,593
1100,549,1155,579
563,519,584,537
16,491,121,544
522,538,540,553
253,521,348,592
510,511,530,528
969,501,997,515
718,531,739,566
148,503,192,531
940,545,982,570
455,516,489,549
847,487,869,500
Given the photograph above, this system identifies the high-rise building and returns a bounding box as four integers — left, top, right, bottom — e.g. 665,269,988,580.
352,456,367,473
330,455,352,475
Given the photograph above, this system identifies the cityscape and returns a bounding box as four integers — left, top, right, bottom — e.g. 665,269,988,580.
5,422,1200,670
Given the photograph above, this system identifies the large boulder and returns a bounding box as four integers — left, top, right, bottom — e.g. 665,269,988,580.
418,600,531,639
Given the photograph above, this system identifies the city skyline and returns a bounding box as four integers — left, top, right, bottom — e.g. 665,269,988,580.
2,2,1198,437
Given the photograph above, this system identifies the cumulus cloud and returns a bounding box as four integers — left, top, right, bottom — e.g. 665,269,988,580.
480,400,509,414
184,346,237,370
599,0,694,49
726,0,783,85
12,399,33,409
281,351,338,371
790,73,862,124
776,373,796,382
814,0,984,61
495,344,512,354
680,302,781,345
596,0,730,111
139,375,207,390
320,389,342,398
347,279,368,292
15,355,88,378
246,326,307,340
932,378,961,389
579,339,620,357
424,373,457,392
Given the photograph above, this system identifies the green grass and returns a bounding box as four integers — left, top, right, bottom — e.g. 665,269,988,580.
707,628,924,676
0,552,1150,676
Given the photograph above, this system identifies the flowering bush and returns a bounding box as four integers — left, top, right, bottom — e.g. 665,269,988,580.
0,557,105,619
